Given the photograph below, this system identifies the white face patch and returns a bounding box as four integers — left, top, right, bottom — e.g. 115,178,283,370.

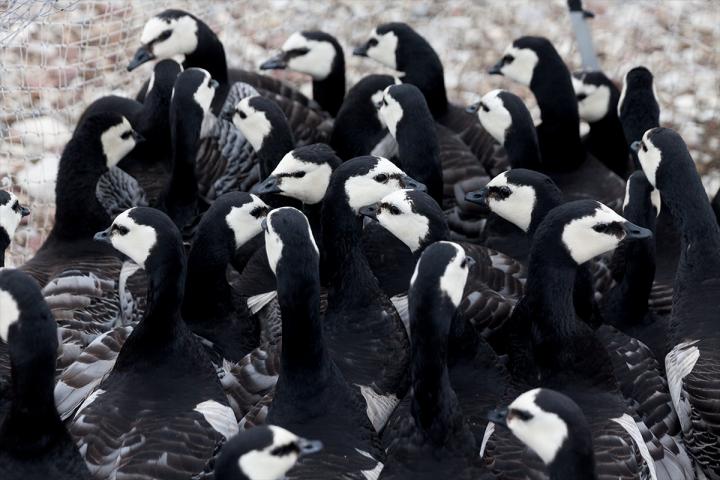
101,117,137,168
232,97,272,152
507,388,569,465
365,29,398,70
379,87,404,138
225,195,268,248
0,288,20,342
561,203,628,264
238,426,301,480
108,209,158,268
193,71,216,114
437,242,470,307
477,90,512,145
572,78,610,123
141,16,199,63
282,32,336,80
637,131,662,187
344,157,408,214
376,190,429,252
485,172,536,232
270,152,333,205
499,45,538,86
0,192,23,238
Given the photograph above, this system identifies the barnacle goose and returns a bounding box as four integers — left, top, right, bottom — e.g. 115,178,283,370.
214,425,322,480
488,37,625,206
79,59,182,204
260,30,345,116
354,23,504,177
481,200,692,479
0,190,30,268
572,70,632,178
361,188,525,340
129,10,332,143
637,127,720,479
0,269,91,480
380,242,493,479
489,388,598,480
262,207,384,479
70,207,238,479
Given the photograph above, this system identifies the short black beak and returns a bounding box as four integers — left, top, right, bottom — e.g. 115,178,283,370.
466,101,481,114
261,218,268,232
487,407,508,427
297,438,323,457
488,60,504,75
260,53,288,70
128,46,155,71
209,79,219,89
359,204,379,221
353,43,369,57
132,131,145,143
465,188,490,213
400,175,426,192
623,222,652,240
630,140,642,153
94,227,112,244
251,176,282,195
19,205,30,217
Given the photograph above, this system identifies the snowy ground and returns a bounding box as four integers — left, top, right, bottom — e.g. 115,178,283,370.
1,0,718,265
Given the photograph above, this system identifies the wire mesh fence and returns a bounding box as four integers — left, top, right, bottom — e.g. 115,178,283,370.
1,0,718,266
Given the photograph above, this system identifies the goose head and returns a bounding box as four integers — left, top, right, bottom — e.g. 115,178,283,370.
129,10,203,70
488,36,547,86
260,31,343,82
572,70,617,123
263,207,319,277
0,190,30,249
226,96,292,154
214,425,322,480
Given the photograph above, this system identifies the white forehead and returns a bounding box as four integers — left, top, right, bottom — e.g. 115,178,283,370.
508,388,569,465
235,97,272,151
485,171,536,233
638,130,662,187
380,88,404,138
438,241,468,307
0,288,20,342
225,195,267,248
193,70,215,113
238,425,300,480
141,15,195,43
573,78,611,123
501,45,538,86
376,190,428,252
268,425,299,445
0,192,21,235
510,388,541,411
487,171,509,187
344,157,406,213
265,208,319,273
367,29,399,70
478,90,512,145
561,204,626,264
273,151,314,175
112,209,157,268
282,32,309,51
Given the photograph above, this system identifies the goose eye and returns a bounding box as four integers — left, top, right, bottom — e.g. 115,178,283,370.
293,171,306,178
489,185,511,200
112,224,129,236
389,205,400,215
237,110,247,120
480,102,490,113
157,30,172,41
503,54,515,64
290,47,310,56
509,408,533,421
250,205,269,218
368,38,379,47
460,258,468,268
121,131,132,140
641,141,648,153
374,173,388,183
576,93,588,101
12,201,20,211
593,223,608,233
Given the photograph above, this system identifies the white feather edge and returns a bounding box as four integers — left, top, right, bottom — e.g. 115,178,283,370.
390,294,409,337
247,291,278,315
355,448,383,480
193,399,239,440
480,421,495,459
357,384,399,433
611,413,658,480
665,339,700,433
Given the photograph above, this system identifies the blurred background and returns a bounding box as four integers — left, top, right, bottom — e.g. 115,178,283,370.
1,0,718,265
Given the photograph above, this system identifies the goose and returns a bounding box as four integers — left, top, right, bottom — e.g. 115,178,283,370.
620,67,680,287
380,242,491,479
467,88,624,209
70,207,238,479
0,190,30,267
481,199,692,480
354,22,504,177
129,10,332,144
330,74,400,161
487,37,625,204
572,70,631,178
79,59,182,204
0,269,91,480
361,188,525,340
260,31,345,117
488,388,597,480
636,127,720,479
464,169,609,323
262,207,384,479
214,425,323,480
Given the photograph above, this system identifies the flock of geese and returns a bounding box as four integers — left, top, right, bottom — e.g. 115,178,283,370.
1,7,719,480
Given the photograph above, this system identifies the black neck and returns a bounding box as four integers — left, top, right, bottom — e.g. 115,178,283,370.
257,127,295,179
395,113,444,205
400,46,448,118
0,230,9,267
163,103,202,224
530,62,584,170
548,443,598,480
527,194,562,236
135,81,173,160
312,59,345,117
184,24,228,85
505,125,543,170
587,111,629,177
0,336,64,454
52,137,111,240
